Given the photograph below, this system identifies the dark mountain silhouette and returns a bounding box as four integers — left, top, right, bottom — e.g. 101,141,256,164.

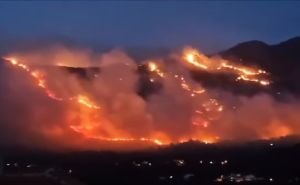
220,37,300,94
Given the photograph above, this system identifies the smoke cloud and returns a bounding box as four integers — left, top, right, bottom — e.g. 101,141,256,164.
0,44,299,151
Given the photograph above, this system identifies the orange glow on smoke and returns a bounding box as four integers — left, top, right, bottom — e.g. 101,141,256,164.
261,121,292,140
179,135,219,144
3,57,171,146
71,124,165,145
1,48,288,150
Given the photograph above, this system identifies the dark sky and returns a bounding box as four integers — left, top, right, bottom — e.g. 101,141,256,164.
0,1,300,53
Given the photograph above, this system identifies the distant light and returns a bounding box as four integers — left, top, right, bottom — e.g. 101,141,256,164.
68,169,72,174
174,159,185,166
269,178,274,182
270,143,274,146
183,173,194,181
159,176,166,181
169,175,173,179
209,161,214,164
132,161,141,167
199,160,203,164
216,178,223,182
142,161,152,167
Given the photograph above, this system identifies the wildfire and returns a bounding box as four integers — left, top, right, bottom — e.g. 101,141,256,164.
69,125,165,145
182,48,271,86
175,74,206,96
2,57,171,146
146,60,207,97
1,47,286,150
4,57,64,101
220,62,267,76
147,61,164,77
4,57,30,71
70,95,100,109
179,136,219,144
236,75,270,86
261,122,292,140
145,60,223,137
184,52,209,70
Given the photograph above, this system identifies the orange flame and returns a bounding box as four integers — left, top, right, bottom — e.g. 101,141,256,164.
182,48,271,86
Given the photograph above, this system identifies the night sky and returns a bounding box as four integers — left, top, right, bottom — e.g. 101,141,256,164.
1,1,300,53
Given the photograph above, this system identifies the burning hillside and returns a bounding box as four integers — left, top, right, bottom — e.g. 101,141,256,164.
0,44,299,150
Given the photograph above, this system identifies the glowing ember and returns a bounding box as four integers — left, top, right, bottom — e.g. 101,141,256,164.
147,61,164,77
148,61,158,72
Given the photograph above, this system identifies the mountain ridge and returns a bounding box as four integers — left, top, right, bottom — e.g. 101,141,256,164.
220,36,300,94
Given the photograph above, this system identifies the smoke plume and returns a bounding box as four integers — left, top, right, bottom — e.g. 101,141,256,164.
0,44,299,151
